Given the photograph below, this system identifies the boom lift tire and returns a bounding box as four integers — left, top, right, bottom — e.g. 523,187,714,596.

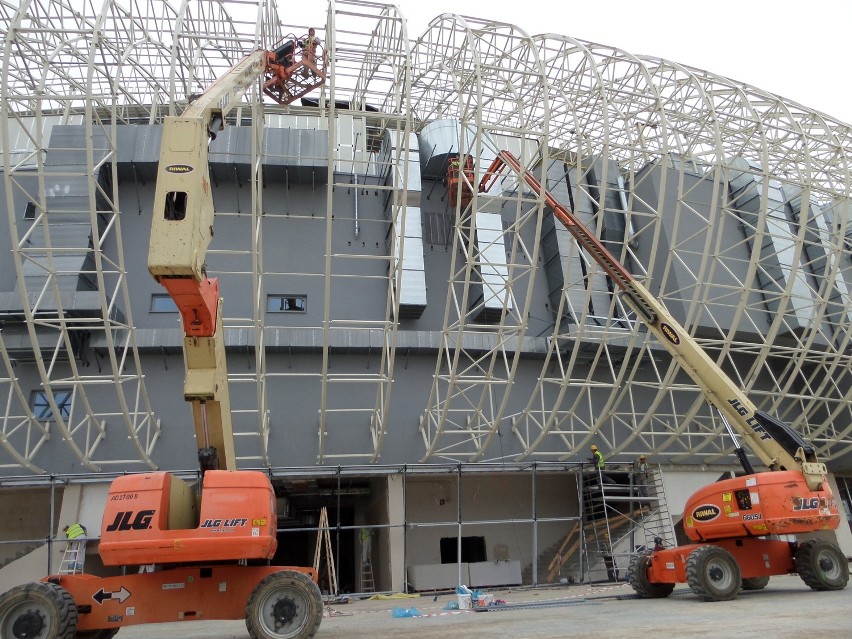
627,552,674,598
685,545,741,601
740,575,770,591
0,581,78,639
245,570,323,639
794,539,849,591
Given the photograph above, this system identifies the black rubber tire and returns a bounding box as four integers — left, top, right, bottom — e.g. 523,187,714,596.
627,552,674,598
245,571,323,639
75,630,120,639
741,575,770,591
685,545,741,601
0,581,78,639
795,539,849,591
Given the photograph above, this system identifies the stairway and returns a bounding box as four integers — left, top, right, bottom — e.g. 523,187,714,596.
526,464,676,585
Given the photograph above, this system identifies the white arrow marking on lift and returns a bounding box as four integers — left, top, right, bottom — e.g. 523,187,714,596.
93,587,132,605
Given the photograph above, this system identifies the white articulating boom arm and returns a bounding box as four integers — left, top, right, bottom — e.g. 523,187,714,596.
145,54,269,471
146,41,327,472
480,151,828,491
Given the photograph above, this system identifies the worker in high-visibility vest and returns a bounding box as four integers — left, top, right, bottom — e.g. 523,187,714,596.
301,28,321,77
63,522,87,572
589,444,605,470
360,527,372,565
64,522,87,539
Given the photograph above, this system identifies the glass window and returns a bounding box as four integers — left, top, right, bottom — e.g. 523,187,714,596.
31,389,73,421
267,294,307,313
150,294,178,313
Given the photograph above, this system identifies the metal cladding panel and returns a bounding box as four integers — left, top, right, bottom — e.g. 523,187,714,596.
469,212,512,321
417,118,496,180
728,160,815,331
134,125,164,163
261,127,329,184
22,255,90,292
783,186,852,334
540,162,615,326
4,116,81,168
46,125,110,167
401,234,425,271
397,207,427,317
585,157,630,261
209,125,252,164
274,127,328,183
334,114,369,174
381,130,422,195
113,125,137,164
25,221,92,247
44,174,99,213
124,125,164,181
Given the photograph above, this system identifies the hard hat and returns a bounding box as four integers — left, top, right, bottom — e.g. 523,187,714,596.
639,454,646,460
590,445,598,451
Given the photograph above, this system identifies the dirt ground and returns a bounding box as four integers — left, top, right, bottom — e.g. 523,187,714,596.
116,573,851,639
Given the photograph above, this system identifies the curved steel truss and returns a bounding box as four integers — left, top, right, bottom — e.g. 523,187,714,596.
2,0,852,474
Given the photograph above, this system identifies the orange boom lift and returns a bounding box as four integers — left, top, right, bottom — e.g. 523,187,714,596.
0,34,328,639
480,150,848,601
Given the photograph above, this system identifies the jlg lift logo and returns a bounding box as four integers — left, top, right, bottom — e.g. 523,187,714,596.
792,497,833,511
105,510,155,532
727,398,772,440
201,518,248,528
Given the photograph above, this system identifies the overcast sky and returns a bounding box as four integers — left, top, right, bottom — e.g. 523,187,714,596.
280,0,852,125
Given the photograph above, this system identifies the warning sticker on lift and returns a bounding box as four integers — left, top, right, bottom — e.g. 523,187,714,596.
162,583,186,590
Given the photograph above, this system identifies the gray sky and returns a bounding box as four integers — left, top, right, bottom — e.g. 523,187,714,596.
281,0,852,125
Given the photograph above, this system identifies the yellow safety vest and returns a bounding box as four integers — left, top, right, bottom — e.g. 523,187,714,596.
65,523,86,539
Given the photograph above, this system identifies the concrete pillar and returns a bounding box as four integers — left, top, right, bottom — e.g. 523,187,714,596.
387,474,405,593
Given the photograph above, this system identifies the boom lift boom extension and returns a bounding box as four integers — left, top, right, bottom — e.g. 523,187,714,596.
480,150,828,491
147,45,326,471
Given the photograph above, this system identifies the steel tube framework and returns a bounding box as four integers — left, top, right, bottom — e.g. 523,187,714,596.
1,0,852,475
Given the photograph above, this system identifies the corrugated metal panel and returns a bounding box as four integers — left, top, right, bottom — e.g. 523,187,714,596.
417,119,497,181
469,211,511,322
727,159,816,331
381,130,421,200
783,186,852,337
395,207,427,318
267,127,328,184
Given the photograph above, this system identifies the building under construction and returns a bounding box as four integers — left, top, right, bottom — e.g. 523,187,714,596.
1,0,852,598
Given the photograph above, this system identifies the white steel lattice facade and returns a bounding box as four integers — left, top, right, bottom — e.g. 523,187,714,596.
2,0,852,475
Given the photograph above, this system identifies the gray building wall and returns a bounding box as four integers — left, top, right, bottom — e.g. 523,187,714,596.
1,123,850,473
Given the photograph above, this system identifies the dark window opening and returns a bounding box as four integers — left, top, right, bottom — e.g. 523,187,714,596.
24,202,36,220
440,536,486,564
267,294,307,313
164,191,188,221
150,294,178,313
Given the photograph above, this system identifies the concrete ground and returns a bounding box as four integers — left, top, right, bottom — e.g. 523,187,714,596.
118,573,850,639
